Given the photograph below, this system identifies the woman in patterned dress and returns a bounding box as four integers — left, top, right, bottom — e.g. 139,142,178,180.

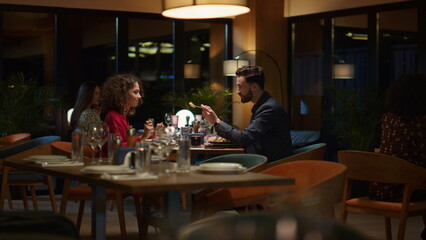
369,73,426,239
70,81,103,133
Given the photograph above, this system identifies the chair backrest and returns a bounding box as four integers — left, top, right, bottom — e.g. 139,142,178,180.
290,130,320,147
338,150,426,191
199,154,268,172
268,143,326,167
263,160,347,218
116,147,136,165
0,133,31,150
50,141,93,159
0,136,60,160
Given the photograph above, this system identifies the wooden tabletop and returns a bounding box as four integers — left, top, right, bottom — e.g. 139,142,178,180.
4,159,294,193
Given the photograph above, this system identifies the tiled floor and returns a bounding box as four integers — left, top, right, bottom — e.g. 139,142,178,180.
3,197,424,240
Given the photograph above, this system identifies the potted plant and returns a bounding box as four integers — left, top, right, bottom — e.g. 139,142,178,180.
326,85,383,151
0,73,58,137
162,82,232,118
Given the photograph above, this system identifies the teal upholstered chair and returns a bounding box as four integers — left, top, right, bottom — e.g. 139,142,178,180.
197,154,268,172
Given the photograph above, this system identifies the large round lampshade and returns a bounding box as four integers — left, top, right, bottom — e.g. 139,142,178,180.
162,0,250,19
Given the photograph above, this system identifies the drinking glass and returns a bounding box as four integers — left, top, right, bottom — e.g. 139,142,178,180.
97,124,109,164
177,135,191,173
86,123,101,165
171,115,179,128
164,113,172,126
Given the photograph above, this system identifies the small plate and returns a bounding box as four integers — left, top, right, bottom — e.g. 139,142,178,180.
28,155,68,160
81,165,135,175
199,162,243,170
197,167,246,174
23,157,71,163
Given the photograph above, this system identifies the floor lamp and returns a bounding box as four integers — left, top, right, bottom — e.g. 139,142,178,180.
223,49,284,104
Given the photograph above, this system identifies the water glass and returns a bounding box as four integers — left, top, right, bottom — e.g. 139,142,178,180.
71,130,85,162
177,135,191,173
107,133,121,164
171,115,179,128
135,141,151,174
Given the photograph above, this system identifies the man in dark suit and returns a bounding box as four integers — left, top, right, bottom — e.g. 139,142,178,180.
201,65,292,162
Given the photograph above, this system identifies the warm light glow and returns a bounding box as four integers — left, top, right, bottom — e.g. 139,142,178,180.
223,59,249,76
162,0,250,19
184,64,201,79
67,108,74,125
333,64,355,79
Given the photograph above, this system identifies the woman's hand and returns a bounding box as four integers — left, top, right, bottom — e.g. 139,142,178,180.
141,120,154,141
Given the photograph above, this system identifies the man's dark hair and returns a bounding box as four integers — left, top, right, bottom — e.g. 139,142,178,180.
235,65,265,90
384,73,426,121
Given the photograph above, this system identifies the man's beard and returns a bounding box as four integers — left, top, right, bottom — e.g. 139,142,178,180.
240,89,253,103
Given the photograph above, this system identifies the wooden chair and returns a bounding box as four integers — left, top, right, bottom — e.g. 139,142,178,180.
51,141,130,240
0,133,31,150
268,143,326,167
338,150,426,240
192,159,346,221
0,136,60,213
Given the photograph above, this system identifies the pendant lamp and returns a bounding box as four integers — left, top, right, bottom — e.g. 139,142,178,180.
162,0,250,19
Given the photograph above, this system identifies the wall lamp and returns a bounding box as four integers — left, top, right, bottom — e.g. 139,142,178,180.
162,0,250,19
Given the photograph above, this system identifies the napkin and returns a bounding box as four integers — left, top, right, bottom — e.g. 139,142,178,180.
100,172,158,181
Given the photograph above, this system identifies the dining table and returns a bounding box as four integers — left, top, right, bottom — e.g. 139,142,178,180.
0,157,294,240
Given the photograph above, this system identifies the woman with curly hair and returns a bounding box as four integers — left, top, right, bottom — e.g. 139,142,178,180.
101,73,152,147
369,73,426,238
70,81,103,133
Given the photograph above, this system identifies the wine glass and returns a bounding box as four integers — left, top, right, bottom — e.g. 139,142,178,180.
164,113,172,126
97,124,109,164
87,123,101,165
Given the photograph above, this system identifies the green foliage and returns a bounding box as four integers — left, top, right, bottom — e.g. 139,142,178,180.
0,73,58,136
326,86,383,151
162,82,232,118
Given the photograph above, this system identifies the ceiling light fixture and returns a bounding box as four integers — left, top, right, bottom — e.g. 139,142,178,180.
162,0,250,19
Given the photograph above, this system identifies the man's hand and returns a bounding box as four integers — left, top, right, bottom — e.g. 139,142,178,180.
201,104,221,125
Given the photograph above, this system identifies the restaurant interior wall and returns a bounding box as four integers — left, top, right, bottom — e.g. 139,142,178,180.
288,1,424,162
0,4,230,139
284,0,412,17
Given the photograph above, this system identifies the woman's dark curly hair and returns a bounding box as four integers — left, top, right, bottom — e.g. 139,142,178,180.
384,73,426,121
101,73,143,116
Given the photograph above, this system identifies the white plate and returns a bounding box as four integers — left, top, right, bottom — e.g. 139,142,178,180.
23,157,71,163
29,155,68,160
81,165,135,175
199,162,244,171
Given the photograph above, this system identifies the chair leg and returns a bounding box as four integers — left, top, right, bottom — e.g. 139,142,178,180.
181,192,187,210
385,217,392,240
115,192,127,240
397,215,408,240
46,176,57,213
140,195,154,240
30,186,38,211
0,167,10,211
20,186,29,211
60,179,71,216
134,197,144,240
76,200,86,232
340,204,348,222
109,200,115,211
6,187,13,209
